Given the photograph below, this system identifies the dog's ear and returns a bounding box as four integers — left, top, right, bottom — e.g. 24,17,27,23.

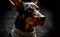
32,0,39,8
9,0,22,8
32,0,38,4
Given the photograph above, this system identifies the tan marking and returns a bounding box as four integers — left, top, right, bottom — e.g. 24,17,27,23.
35,5,39,8
18,0,22,2
30,6,33,9
25,17,34,25
25,23,29,31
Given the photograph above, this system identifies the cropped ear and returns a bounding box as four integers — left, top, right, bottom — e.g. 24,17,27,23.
9,0,22,8
32,0,38,4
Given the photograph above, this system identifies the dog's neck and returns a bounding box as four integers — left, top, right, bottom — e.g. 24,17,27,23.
15,15,34,32
16,22,34,32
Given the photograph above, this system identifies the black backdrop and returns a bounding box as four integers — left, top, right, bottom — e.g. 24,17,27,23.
0,0,56,37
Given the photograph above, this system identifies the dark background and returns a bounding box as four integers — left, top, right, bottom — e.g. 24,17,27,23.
0,0,56,37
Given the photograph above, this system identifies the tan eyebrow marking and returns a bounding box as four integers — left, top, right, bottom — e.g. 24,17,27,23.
30,5,33,9
35,5,39,8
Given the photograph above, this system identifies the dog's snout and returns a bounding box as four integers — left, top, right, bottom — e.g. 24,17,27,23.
39,14,45,21
33,12,45,21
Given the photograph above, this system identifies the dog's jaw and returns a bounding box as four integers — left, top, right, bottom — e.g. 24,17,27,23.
25,17,34,31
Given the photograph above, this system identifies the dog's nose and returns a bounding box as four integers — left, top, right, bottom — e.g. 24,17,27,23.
39,12,45,21
37,13,45,26
38,16,45,26
39,17,45,21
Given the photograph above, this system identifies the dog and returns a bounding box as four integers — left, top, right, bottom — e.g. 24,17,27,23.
9,0,45,37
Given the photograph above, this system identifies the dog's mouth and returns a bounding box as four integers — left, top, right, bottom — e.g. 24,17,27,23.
32,17,45,26
35,19,45,26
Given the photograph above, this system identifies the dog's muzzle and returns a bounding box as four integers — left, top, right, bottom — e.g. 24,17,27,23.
32,9,45,26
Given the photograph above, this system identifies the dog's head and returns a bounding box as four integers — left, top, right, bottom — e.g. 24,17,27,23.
9,0,45,26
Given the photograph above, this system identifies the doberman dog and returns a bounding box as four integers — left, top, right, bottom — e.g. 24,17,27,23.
9,0,45,37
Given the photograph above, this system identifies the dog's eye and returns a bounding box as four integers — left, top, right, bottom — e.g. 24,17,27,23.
24,4,28,8
26,5,28,7
36,7,39,10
